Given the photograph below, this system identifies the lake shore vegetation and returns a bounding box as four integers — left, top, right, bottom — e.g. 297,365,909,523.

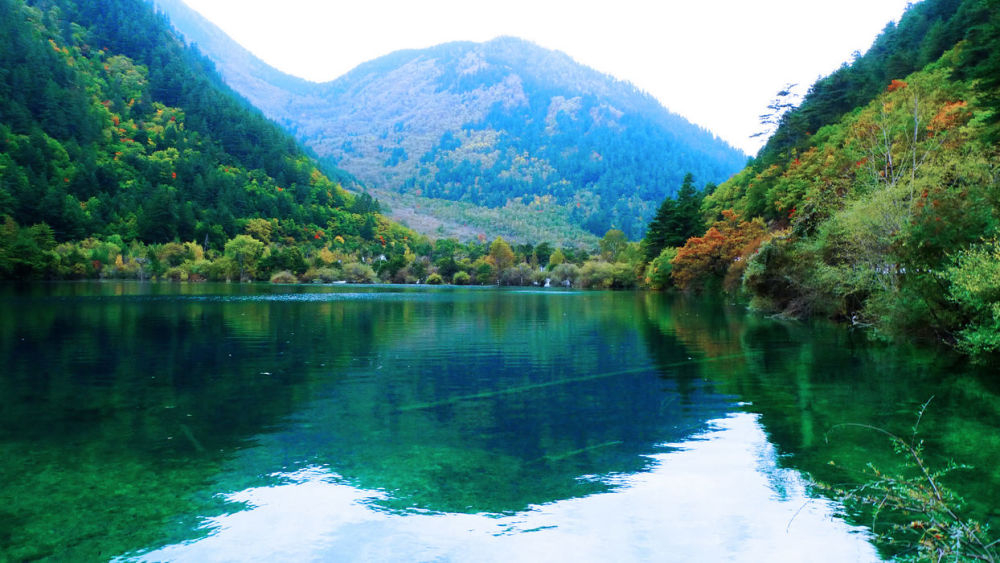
639,0,1000,362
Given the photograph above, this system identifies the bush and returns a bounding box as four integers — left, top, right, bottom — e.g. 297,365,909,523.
943,238,1000,357
269,270,298,283
312,267,340,283
500,263,534,286
452,271,471,285
342,262,377,283
425,273,444,285
549,263,579,287
825,400,997,562
579,260,614,288
644,247,678,290
206,256,239,281
671,210,768,292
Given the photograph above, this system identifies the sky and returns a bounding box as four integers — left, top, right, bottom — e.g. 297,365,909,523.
179,0,915,155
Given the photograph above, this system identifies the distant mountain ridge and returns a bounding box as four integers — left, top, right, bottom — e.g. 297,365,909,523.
155,0,746,240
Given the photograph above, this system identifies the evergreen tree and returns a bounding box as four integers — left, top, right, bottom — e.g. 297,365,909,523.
641,173,705,262
642,195,678,262
955,0,1000,139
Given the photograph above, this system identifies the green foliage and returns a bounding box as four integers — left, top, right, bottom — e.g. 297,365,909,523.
487,236,515,278
953,0,1000,140
0,0,414,280
547,248,566,269
342,262,377,283
577,260,636,289
548,263,580,287
756,0,981,164
825,399,998,562
943,238,1000,357
599,229,628,262
694,20,1000,360
641,172,711,264
224,234,265,281
644,247,678,290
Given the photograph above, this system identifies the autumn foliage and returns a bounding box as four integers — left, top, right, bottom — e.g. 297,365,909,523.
670,210,768,292
887,79,908,92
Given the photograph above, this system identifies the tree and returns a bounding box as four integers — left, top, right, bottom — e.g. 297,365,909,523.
943,238,1000,356
224,234,265,281
644,247,678,290
751,83,801,140
955,1,1000,140
599,229,628,262
642,194,678,262
360,215,377,241
548,248,566,269
244,218,274,243
137,188,178,243
641,172,704,262
670,209,768,292
486,236,515,280
534,241,553,266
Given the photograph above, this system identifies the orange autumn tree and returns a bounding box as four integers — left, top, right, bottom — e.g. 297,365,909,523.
671,210,768,291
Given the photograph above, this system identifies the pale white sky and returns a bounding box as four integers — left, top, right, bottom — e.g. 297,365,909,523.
180,0,914,155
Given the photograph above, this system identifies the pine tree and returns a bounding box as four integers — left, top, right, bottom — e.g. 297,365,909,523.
642,195,678,262
641,173,705,262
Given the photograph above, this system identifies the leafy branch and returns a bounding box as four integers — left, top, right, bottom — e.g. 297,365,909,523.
825,397,997,562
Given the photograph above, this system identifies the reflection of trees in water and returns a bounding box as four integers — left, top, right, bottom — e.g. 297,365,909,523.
267,290,735,514
638,292,1000,539
0,283,407,560
636,292,727,400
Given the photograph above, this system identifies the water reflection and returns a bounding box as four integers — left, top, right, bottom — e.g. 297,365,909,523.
1,283,996,561
133,414,878,563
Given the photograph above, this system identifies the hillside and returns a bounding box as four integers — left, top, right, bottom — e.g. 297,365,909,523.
660,0,1000,359
151,1,747,242
0,0,412,279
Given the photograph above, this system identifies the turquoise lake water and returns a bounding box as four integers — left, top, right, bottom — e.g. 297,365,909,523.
0,282,997,561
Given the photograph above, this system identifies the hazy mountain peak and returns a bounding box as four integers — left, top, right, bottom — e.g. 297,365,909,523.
156,3,745,240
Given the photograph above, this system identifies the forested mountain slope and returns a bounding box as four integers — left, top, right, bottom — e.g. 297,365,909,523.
152,0,747,241
662,0,1000,359
0,0,410,279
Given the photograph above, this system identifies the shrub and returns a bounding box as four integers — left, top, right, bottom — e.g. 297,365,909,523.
269,270,298,283
342,262,377,283
452,271,471,285
943,238,1000,357
549,263,579,287
644,247,678,290
671,209,768,292
825,399,997,562
425,273,444,285
579,260,614,288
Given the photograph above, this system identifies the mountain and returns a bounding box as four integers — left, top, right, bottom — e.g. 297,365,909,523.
152,1,746,242
0,0,412,279
661,0,1000,359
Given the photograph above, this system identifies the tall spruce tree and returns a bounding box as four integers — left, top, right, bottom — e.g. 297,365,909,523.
641,173,704,262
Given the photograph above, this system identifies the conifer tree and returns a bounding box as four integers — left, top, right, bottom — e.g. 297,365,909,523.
641,173,705,262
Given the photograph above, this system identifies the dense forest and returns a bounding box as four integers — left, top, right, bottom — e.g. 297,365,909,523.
646,0,1000,360
0,0,434,282
0,0,698,288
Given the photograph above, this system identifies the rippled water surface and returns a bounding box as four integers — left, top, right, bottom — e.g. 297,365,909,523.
1,282,997,561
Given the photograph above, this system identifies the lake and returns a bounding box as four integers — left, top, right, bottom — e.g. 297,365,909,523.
1,282,997,561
